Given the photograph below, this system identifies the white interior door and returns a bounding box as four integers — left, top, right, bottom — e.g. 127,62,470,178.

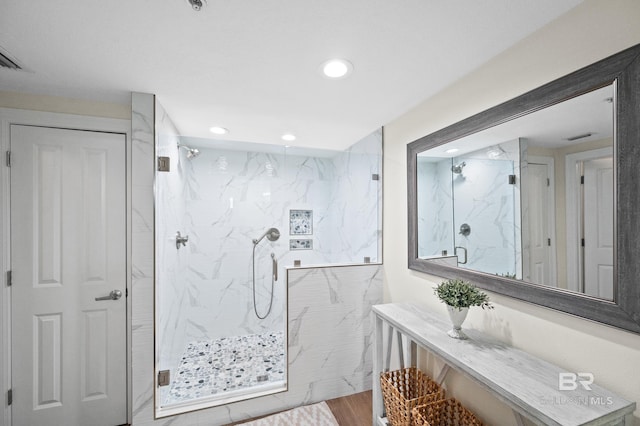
526,161,556,287
10,125,127,426
583,156,614,300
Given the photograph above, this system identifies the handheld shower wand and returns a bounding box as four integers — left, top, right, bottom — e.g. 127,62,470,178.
251,227,281,319
271,252,278,282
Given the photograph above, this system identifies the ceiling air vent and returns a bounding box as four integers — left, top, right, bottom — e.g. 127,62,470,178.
566,132,593,142
0,48,22,70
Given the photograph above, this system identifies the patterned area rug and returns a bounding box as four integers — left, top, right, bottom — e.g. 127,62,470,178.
237,402,339,426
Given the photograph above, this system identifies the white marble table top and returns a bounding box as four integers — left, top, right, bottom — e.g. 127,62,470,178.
373,303,635,426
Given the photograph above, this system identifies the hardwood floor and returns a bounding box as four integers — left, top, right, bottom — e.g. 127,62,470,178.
224,390,372,425
326,390,372,425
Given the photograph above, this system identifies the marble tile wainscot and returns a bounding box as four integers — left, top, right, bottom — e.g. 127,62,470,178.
372,303,635,426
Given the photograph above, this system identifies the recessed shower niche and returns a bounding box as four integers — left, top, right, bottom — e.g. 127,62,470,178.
154,128,382,416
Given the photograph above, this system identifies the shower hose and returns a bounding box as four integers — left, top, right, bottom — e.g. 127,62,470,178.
252,246,275,319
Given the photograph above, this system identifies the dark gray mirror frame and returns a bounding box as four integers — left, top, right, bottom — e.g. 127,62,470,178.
408,43,640,334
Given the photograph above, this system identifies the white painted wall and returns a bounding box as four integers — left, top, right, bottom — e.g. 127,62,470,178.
383,1,640,424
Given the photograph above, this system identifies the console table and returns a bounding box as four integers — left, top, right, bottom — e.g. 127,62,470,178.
372,303,636,426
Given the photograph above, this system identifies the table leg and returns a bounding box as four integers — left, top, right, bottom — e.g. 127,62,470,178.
373,315,384,426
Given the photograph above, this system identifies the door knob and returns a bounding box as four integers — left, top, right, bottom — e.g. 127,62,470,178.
95,290,122,301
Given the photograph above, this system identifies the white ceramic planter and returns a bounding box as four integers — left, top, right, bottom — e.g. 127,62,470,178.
446,305,469,339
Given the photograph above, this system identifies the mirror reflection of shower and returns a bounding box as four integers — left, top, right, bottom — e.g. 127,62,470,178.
178,143,201,159
252,227,280,319
451,161,466,174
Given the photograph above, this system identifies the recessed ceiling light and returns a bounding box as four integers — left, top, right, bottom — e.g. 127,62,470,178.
321,59,353,79
209,126,228,135
281,133,296,142
445,148,459,154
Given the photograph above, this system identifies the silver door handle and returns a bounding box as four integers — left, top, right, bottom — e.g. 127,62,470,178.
95,290,122,301
454,246,468,265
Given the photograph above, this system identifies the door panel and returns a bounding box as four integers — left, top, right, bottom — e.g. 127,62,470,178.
34,313,62,409
35,145,63,286
11,125,127,426
583,156,614,300
527,163,552,286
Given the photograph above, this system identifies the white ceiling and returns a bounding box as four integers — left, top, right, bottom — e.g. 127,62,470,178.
0,0,583,150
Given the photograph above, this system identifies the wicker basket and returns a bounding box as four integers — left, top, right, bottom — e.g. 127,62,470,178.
411,398,484,426
380,367,444,426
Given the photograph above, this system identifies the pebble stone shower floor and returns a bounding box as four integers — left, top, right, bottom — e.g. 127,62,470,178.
165,331,286,405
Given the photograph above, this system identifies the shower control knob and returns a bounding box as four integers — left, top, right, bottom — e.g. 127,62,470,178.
176,231,189,249
459,223,471,236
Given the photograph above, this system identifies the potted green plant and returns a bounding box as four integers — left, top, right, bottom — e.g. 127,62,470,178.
433,278,493,339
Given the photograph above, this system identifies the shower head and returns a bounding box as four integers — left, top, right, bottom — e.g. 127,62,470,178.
178,144,201,159
253,227,281,245
187,0,204,11
266,228,281,242
451,161,466,174
187,148,200,159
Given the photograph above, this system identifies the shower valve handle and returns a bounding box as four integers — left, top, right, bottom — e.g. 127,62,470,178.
459,223,471,236
176,231,189,249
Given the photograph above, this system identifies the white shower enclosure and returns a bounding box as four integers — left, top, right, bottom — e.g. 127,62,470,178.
154,129,382,415
417,139,522,278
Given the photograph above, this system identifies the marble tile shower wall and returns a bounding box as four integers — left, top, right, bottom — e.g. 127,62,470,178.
179,147,330,343
452,157,518,275
175,130,382,344
417,139,522,276
453,139,522,277
329,129,382,262
131,93,158,424
417,157,454,257
133,95,383,424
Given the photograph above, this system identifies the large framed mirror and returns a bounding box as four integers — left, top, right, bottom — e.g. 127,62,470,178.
408,43,640,334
